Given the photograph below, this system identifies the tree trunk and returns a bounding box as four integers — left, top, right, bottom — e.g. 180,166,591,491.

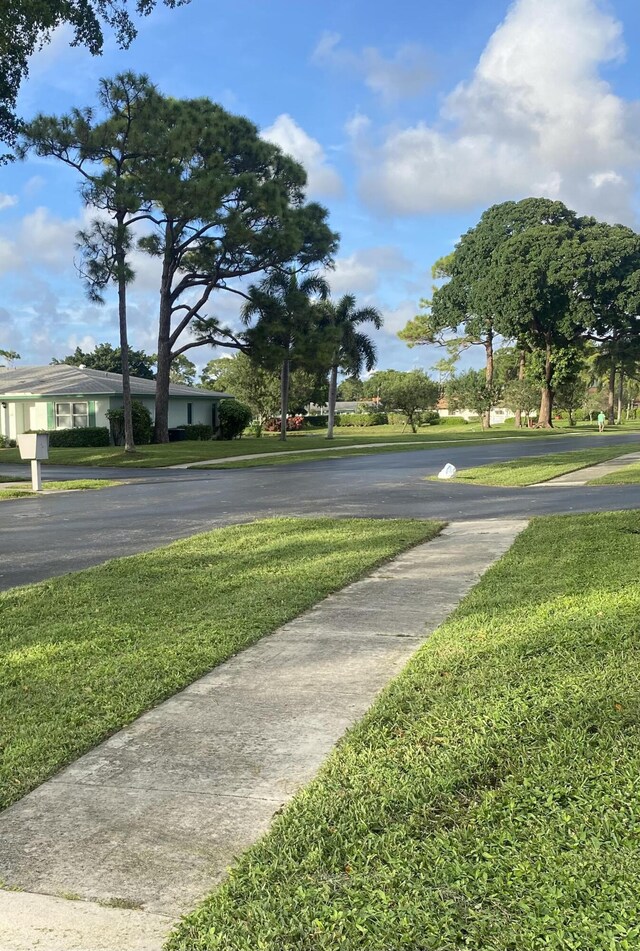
514,349,526,428
280,358,290,441
482,334,494,430
538,342,554,427
327,364,338,440
617,368,624,425
607,359,616,426
115,217,135,453
154,237,173,444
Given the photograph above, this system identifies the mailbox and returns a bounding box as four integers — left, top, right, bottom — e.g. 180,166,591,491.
17,433,49,461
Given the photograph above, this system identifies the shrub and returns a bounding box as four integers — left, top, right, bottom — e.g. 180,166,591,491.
335,412,388,427
264,415,305,432
106,401,152,445
417,410,440,426
244,420,263,438
29,427,111,448
438,415,467,426
304,414,329,429
178,424,213,441
0,435,16,448
218,399,252,439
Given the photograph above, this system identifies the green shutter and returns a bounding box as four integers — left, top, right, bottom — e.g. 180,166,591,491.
88,400,96,427
47,402,55,430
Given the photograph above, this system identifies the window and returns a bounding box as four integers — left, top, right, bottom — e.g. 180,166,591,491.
187,402,193,424
55,401,89,429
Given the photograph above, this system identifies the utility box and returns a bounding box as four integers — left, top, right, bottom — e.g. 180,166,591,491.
17,433,49,460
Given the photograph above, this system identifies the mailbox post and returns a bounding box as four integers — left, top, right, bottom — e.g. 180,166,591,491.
17,433,49,491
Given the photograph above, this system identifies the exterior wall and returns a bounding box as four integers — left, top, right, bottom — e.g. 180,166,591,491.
0,394,219,440
168,399,215,428
437,406,516,425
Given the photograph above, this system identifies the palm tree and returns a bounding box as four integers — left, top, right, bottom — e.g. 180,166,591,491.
242,269,330,441
323,295,383,439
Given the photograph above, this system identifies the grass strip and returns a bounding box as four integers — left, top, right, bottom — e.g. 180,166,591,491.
198,442,476,469
42,479,121,491
0,517,440,810
0,488,33,500
590,462,640,484
0,479,119,501
1,422,631,469
449,444,634,485
168,511,640,951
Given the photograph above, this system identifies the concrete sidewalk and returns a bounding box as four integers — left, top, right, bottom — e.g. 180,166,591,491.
535,450,640,486
0,518,526,951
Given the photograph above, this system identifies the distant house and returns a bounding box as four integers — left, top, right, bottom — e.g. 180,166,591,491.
0,365,228,441
436,397,517,426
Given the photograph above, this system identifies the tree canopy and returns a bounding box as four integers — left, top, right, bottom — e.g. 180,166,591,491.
364,369,439,433
1,1,190,152
52,342,155,378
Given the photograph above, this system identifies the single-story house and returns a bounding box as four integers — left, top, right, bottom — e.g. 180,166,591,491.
0,365,228,441
436,397,522,426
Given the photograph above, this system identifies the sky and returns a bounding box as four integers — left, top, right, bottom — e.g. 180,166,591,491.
2,0,640,379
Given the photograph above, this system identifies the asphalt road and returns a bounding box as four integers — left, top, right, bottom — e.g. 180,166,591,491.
1,432,638,591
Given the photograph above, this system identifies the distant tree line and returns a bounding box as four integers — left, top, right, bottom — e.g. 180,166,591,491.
400,198,640,429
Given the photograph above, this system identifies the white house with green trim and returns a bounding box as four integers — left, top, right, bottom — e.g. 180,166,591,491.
0,365,228,441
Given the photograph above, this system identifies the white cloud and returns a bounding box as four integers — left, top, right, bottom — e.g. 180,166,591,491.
261,114,343,199
328,246,412,295
0,194,18,211
312,32,433,102
352,0,640,222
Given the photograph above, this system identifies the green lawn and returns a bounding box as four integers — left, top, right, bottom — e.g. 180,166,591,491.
0,488,33,500
1,422,634,469
0,517,440,811
168,511,640,951
590,462,640,485
449,444,635,486
0,479,119,501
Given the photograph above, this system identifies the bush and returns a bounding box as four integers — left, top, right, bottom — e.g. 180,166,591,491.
417,410,440,426
335,412,388,427
304,415,329,429
0,435,16,448
178,424,213,441
218,399,252,439
264,415,305,432
30,427,111,448
438,415,467,426
244,420,263,438
106,401,152,445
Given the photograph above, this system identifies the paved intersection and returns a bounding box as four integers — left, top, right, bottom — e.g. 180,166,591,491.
0,432,638,590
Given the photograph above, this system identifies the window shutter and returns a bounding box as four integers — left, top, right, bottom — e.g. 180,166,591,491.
47,402,55,429
88,401,96,427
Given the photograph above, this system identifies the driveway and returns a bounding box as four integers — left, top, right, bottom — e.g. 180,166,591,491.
0,432,638,590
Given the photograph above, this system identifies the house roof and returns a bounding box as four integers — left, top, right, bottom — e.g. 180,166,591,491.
0,365,227,399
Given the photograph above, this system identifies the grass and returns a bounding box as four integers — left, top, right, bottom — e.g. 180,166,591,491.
448,444,635,486
0,479,119,501
42,479,120,491
198,442,477,469
0,488,33,500
1,421,636,469
0,517,440,811
590,462,640,485
167,511,640,951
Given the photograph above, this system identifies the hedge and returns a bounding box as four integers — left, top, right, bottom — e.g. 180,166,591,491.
336,412,388,427
28,427,110,448
304,415,329,429
438,415,468,426
178,424,213,441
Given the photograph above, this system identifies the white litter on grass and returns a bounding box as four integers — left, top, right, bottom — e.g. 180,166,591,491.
437,463,457,480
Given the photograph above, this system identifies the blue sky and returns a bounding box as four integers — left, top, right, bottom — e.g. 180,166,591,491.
2,0,640,378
